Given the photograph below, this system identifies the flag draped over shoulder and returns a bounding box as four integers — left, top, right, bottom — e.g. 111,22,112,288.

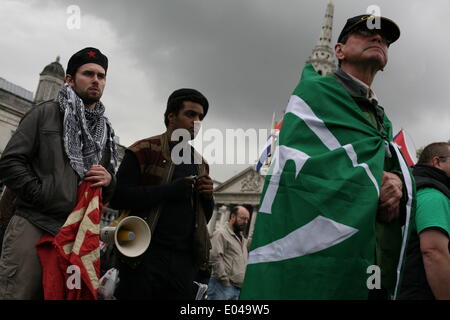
37,181,102,300
241,64,414,300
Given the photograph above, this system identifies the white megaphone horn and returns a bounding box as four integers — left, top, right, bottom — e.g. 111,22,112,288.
100,216,151,258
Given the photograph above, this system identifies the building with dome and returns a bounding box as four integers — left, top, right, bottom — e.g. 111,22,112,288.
34,56,65,104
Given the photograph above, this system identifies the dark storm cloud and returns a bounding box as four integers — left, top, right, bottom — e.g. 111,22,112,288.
56,0,447,138
48,0,324,126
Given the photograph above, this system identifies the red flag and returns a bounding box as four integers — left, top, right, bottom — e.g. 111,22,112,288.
37,181,102,300
394,130,415,167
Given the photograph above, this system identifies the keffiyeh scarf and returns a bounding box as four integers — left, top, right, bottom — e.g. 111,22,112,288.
58,84,118,179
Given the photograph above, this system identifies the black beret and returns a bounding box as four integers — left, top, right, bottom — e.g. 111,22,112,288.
337,14,400,45
66,47,108,76
166,88,209,116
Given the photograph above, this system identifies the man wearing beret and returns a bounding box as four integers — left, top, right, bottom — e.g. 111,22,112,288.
109,88,214,300
0,47,117,299
334,15,410,299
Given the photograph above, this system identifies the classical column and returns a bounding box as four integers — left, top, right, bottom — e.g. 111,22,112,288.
218,204,230,229
207,203,221,235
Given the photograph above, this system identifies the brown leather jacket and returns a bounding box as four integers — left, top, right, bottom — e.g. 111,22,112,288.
112,132,213,270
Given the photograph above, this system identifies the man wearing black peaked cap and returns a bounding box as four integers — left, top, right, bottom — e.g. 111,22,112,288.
333,15,408,299
0,47,117,299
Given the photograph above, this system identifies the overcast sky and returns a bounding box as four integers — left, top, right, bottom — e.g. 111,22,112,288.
1,0,448,182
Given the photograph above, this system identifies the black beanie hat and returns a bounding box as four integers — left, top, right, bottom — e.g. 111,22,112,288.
66,47,108,76
164,88,209,125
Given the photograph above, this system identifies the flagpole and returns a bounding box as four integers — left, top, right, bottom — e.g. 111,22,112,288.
403,128,418,156
267,112,276,166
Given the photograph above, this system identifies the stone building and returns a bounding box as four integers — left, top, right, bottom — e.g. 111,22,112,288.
207,167,265,245
0,77,33,159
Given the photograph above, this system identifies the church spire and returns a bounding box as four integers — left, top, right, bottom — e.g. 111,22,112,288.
306,0,336,76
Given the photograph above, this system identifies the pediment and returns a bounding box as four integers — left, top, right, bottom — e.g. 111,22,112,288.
214,166,265,194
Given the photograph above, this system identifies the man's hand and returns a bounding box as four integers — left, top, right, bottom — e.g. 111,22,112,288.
84,165,112,188
377,171,403,223
168,177,195,199
195,173,213,198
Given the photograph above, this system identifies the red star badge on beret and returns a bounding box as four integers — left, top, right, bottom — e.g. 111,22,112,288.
87,51,96,58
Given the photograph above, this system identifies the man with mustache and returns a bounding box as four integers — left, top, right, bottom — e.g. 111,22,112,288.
333,15,406,299
0,47,117,299
109,88,214,300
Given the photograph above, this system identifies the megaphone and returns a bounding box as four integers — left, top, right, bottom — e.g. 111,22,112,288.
100,216,151,258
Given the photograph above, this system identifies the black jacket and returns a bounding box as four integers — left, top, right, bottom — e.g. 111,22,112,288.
0,100,116,235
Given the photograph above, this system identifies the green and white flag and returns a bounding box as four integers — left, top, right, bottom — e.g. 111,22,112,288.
240,64,414,300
